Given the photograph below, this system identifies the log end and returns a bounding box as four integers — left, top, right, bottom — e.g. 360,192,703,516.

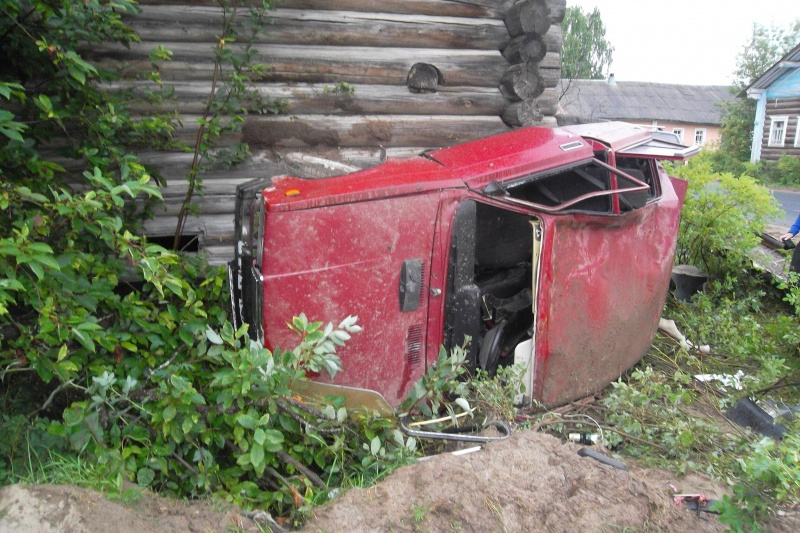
407,63,443,94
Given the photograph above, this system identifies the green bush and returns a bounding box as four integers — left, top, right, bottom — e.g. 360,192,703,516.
755,155,800,188
669,154,781,279
1,1,416,521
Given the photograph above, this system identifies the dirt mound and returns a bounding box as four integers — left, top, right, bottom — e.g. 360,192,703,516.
4,429,798,532
0,483,259,533
302,430,726,533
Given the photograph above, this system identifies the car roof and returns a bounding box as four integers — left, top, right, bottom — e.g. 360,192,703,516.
265,122,687,211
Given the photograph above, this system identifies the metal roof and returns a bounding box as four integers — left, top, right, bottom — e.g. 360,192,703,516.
557,79,734,125
744,42,800,96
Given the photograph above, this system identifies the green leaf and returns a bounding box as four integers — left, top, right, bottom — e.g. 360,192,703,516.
262,429,284,453
370,436,381,456
250,443,265,474
68,66,86,85
137,467,155,487
28,261,44,280
36,94,53,116
236,413,258,429
0,127,23,142
205,328,223,345
71,328,96,352
163,405,177,423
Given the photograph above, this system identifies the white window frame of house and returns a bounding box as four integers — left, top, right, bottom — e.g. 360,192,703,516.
768,116,788,147
694,128,706,146
795,117,800,148
672,128,684,144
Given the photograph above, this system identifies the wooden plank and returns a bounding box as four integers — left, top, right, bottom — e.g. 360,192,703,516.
502,99,543,127
122,82,507,116
538,66,561,89
534,87,558,115
201,244,234,266
238,114,510,148
90,43,521,87
765,98,800,113
136,0,517,18
542,24,563,54
149,193,236,216
269,147,429,169
546,0,566,23
143,213,235,244
138,150,282,183
131,6,510,50
281,153,361,178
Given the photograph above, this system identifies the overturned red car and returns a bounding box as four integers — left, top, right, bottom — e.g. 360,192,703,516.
229,122,697,407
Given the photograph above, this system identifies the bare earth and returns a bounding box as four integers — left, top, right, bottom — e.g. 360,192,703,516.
1,429,798,533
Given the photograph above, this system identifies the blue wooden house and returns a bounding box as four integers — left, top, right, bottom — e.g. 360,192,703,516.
745,42,800,163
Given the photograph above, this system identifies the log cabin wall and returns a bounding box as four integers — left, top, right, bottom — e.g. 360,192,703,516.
759,97,800,163
91,0,566,263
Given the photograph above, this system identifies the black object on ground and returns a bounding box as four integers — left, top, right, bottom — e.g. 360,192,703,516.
577,447,627,470
670,265,708,302
726,397,787,440
755,231,795,250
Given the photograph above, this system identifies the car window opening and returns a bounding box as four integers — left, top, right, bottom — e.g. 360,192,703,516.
487,158,657,215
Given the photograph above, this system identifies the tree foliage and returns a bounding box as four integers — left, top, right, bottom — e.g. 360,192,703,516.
713,20,800,172
0,2,471,521
733,21,800,90
668,154,780,279
560,6,614,80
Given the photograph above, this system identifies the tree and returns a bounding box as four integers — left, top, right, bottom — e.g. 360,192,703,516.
733,21,800,90
715,20,800,171
561,6,614,80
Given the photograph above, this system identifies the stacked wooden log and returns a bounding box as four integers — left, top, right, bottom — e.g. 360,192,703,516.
88,0,565,262
500,0,559,127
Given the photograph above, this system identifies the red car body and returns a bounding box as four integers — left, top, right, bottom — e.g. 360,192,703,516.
230,122,696,407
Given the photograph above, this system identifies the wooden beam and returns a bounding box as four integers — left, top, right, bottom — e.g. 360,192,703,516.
121,82,507,116
499,63,545,101
502,33,546,64
136,0,518,18
269,147,431,169
130,6,511,50
281,153,362,178
90,43,519,87
137,150,283,184
542,24,563,54
502,99,543,127
534,87,558,116
239,115,510,148
143,213,235,244
500,88,556,126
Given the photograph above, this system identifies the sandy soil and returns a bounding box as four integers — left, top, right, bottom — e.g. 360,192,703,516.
9,428,794,533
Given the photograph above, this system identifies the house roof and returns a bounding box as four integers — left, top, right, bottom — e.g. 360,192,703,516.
744,42,800,96
557,79,733,125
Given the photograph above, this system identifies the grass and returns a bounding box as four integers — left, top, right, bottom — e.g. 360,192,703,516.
7,442,119,493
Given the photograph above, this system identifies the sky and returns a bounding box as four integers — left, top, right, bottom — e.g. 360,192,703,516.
567,0,798,85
